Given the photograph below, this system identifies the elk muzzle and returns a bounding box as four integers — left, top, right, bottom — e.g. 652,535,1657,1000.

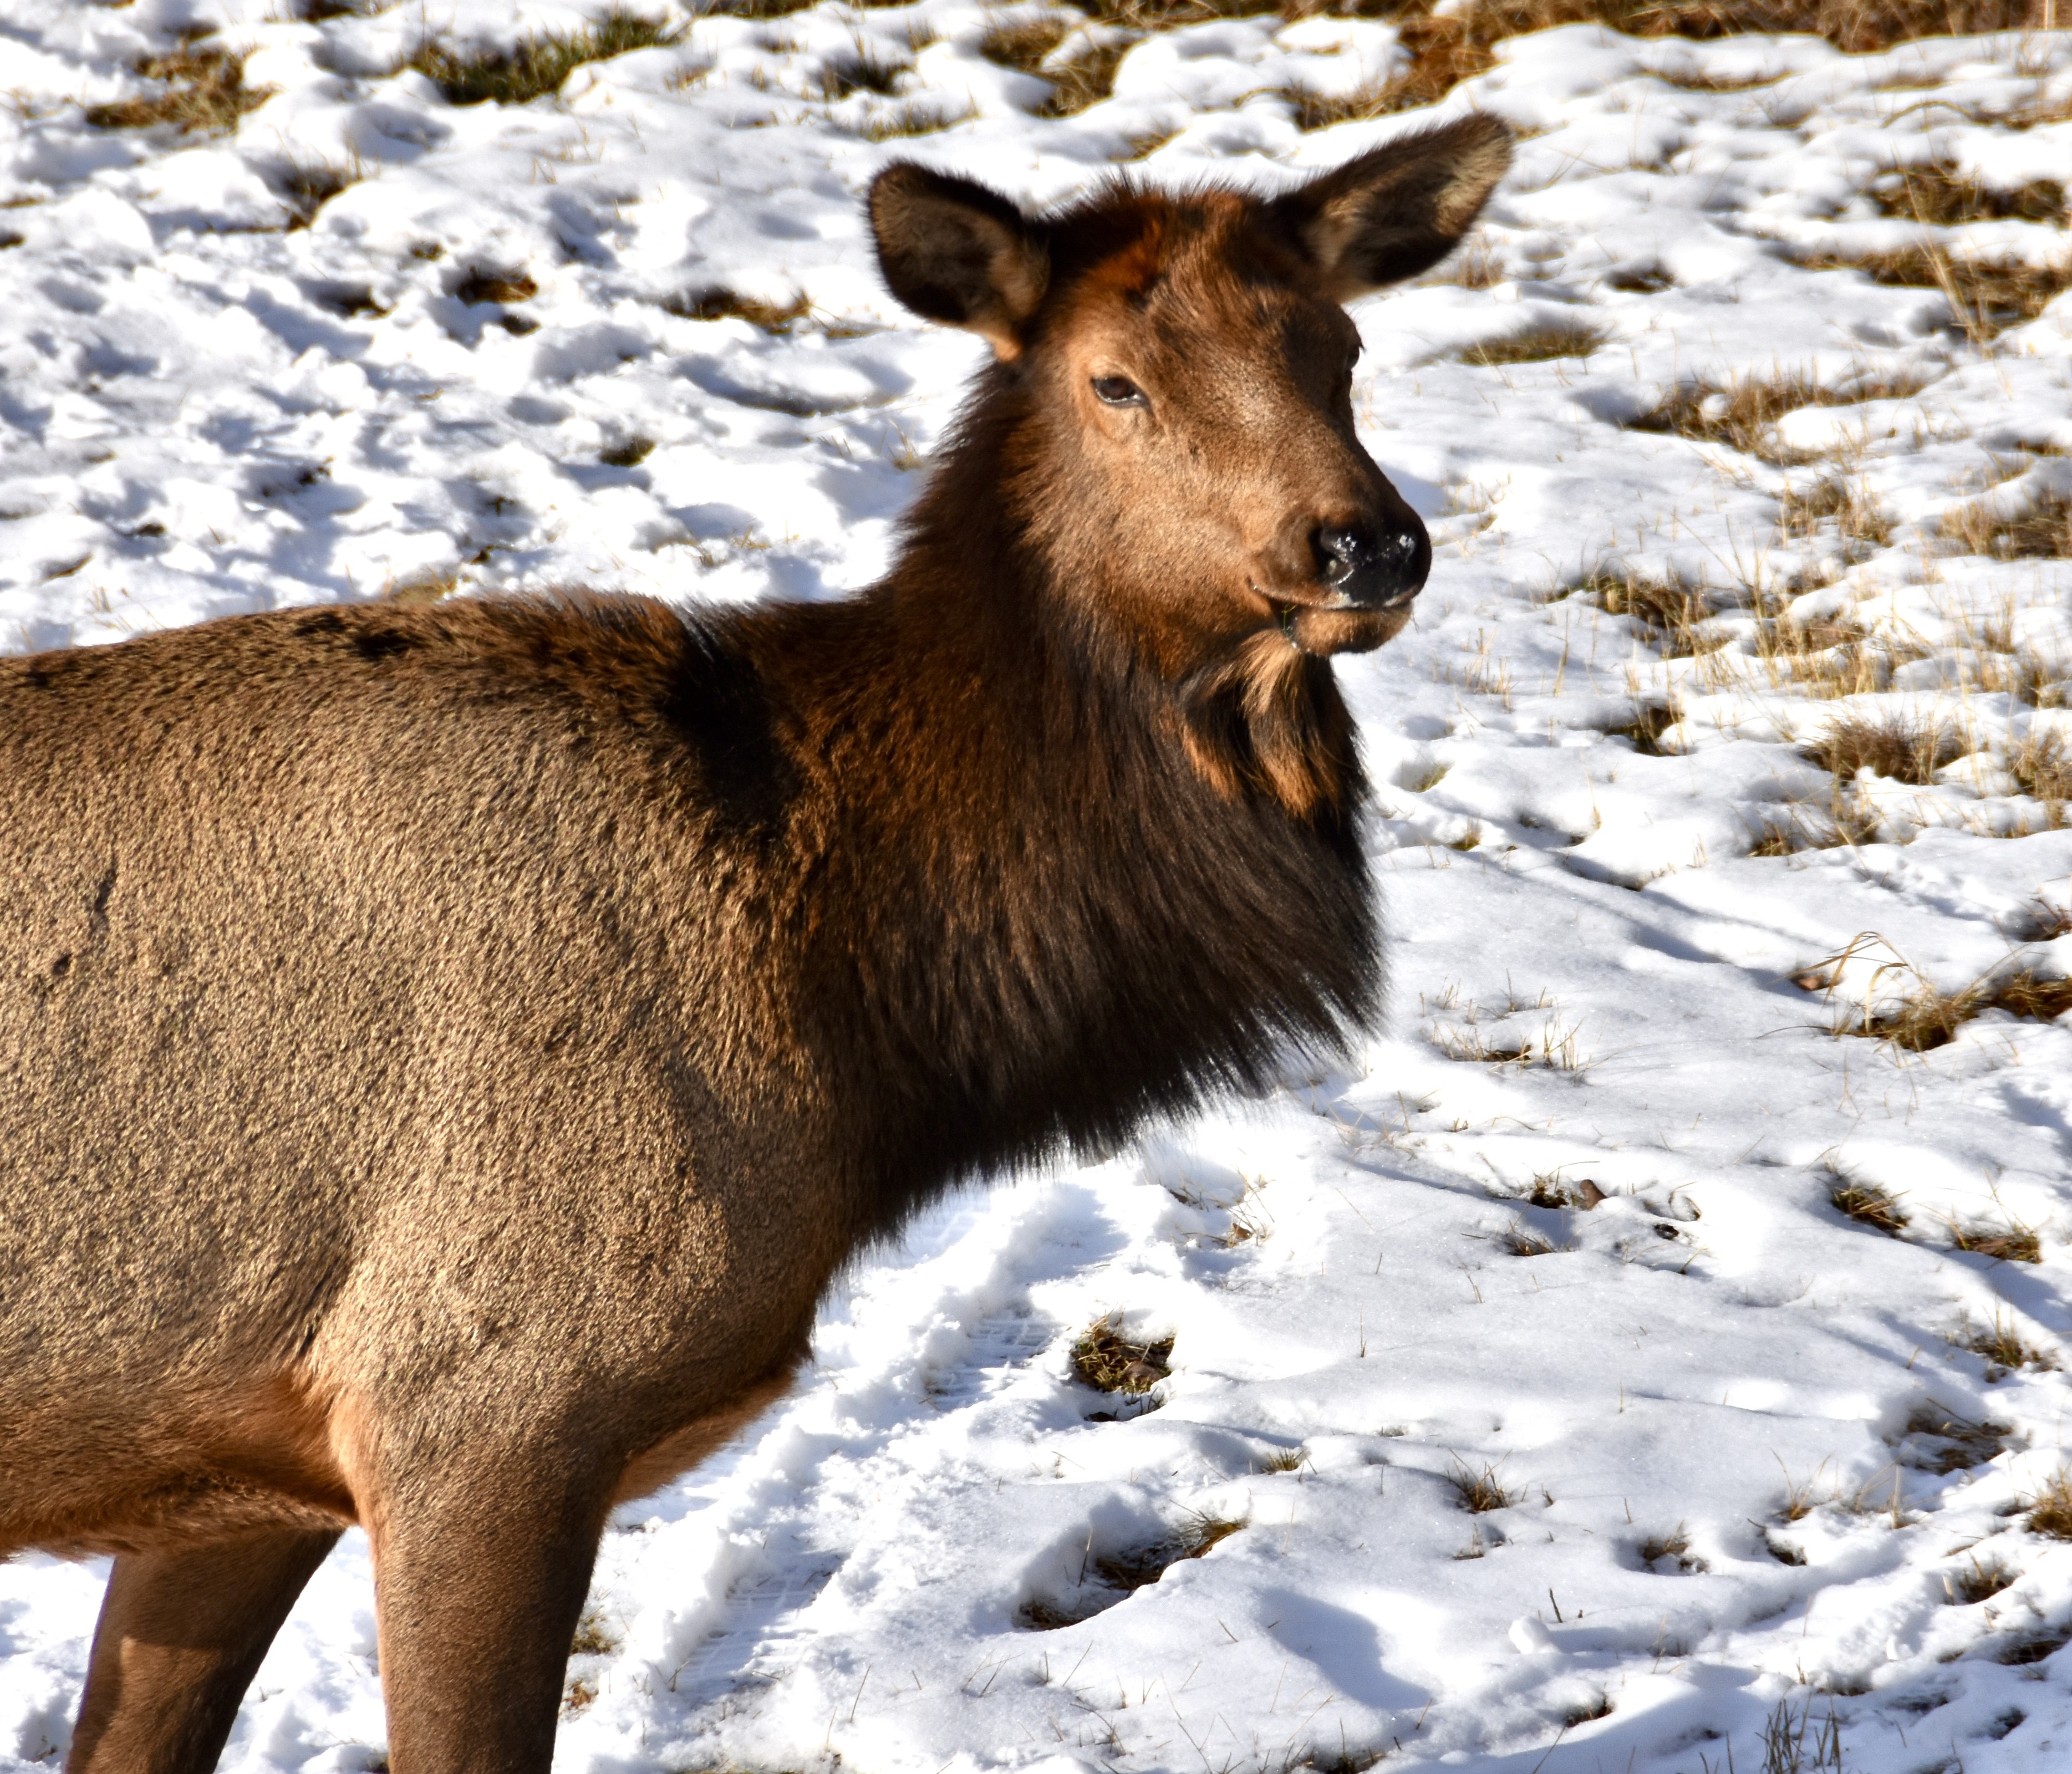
1312,514,1430,610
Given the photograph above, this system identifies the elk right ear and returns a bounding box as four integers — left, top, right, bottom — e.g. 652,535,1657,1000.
869,164,1049,359
1270,114,1513,300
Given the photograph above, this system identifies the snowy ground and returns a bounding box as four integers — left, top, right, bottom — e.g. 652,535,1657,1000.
5,2,2072,1770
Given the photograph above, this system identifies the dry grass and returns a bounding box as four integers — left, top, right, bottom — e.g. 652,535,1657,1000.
661,287,812,330
978,16,1134,117
280,158,363,231
853,100,971,140
600,435,655,467
1092,1515,1243,1588
1803,710,1963,784
409,11,678,108
1948,1215,2041,1264
1944,1552,2017,1604
1830,1179,1908,1235
1779,473,1892,549
2010,732,2071,819
1941,487,2072,560
1800,244,2072,343
1448,1460,1514,1513
1852,979,1983,1049
1497,1220,1570,1256
1828,966,2072,1046
1459,322,1605,366
1071,1314,1173,1393
1761,1696,1844,1774
1955,1311,2056,1378
817,53,908,100
456,268,537,306
1018,1513,1243,1628
1990,969,2072,1018
1580,570,1720,657
1627,364,1936,463
1605,702,1677,754
85,47,273,134
1873,162,2067,228
1521,1171,1606,1210
1639,1523,1707,1572
1901,1403,2010,1472
569,1610,619,1656
380,568,461,605
2026,1467,2072,1540
969,0,2070,132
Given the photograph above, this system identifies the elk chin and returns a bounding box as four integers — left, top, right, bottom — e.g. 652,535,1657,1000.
1288,601,1413,656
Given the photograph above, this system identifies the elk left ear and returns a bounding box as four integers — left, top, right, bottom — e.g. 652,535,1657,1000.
1270,114,1513,300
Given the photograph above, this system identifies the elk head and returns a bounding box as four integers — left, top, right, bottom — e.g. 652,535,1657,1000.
870,117,1512,817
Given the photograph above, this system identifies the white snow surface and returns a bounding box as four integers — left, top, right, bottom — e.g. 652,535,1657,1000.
5,2,2072,1770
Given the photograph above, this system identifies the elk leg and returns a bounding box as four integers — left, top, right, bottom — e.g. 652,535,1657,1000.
69,1527,341,1774
369,1467,608,1773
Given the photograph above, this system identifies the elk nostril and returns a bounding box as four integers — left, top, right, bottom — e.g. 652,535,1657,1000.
1313,526,1377,585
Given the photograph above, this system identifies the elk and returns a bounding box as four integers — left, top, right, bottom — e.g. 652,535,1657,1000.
0,115,1509,1772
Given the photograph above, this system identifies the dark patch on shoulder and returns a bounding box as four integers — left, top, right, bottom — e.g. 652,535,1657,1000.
293,611,347,638
22,664,52,691
662,624,798,840
352,629,416,662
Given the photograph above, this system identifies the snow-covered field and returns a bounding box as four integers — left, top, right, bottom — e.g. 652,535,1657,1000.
4,1,2072,1769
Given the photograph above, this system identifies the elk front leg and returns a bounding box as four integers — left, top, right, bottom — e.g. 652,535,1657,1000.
69,1527,341,1774
369,1461,610,1773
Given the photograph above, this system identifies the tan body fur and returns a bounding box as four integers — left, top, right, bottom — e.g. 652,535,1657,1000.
0,118,1509,1773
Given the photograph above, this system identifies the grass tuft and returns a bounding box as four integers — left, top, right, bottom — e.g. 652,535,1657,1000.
1954,1311,2056,1378
1948,1216,2041,1265
1803,710,1963,786
1017,1512,1242,1629
85,47,273,134
380,568,460,605
600,436,655,467
1582,570,1720,657
1941,488,2072,562
1779,473,1891,549
1460,322,1605,366
1830,1180,1907,1235
1071,1314,1173,1394
1498,1220,1569,1256
1448,1460,1513,1513
1902,1403,2010,1472
2027,1467,2072,1541
456,269,537,306
1627,364,1935,463
1639,1523,1706,1572
1800,244,2072,343
281,158,362,231
1873,162,2067,228
818,54,907,100
1944,1552,2017,1604
569,1610,619,1656
410,11,678,108
662,287,811,330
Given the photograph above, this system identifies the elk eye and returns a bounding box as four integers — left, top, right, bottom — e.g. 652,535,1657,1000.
1091,375,1144,407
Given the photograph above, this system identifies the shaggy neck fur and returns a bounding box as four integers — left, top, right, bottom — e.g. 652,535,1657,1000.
729,373,1381,1236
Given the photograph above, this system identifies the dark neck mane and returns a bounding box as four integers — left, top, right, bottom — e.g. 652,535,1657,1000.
734,379,1379,1232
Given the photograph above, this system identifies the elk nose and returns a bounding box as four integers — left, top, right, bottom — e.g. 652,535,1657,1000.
1313,519,1429,609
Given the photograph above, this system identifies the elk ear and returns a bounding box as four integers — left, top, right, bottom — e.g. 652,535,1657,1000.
869,163,1049,359
1270,115,1513,300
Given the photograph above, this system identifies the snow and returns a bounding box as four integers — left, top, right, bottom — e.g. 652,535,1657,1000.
4,1,2072,1770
